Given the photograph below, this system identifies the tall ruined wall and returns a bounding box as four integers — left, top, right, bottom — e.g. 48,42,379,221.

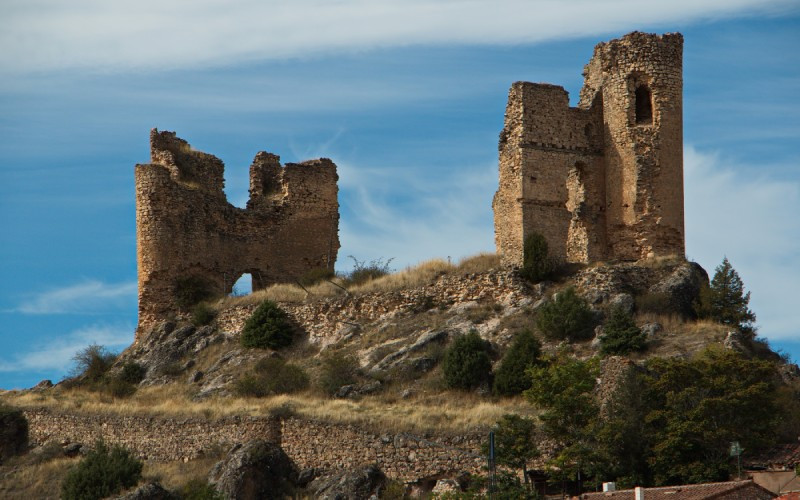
494,32,684,266
136,130,340,336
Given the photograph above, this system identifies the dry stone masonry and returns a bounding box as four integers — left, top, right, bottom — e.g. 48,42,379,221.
493,32,685,266
136,129,340,337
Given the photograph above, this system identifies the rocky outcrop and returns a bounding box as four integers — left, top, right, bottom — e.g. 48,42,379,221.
208,440,297,500
649,262,708,317
308,464,387,500
115,482,174,500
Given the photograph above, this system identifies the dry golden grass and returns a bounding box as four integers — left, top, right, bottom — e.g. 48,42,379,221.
0,456,77,500
2,384,528,434
455,252,501,274
346,258,452,294
215,253,502,309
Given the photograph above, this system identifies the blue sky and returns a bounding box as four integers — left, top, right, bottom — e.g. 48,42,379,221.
1,1,798,389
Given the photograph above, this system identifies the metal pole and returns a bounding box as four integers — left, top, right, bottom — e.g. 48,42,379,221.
488,431,496,499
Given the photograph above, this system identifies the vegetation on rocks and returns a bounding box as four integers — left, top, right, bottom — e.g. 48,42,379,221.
61,440,142,500
442,331,492,390
520,232,555,282
0,404,28,463
493,329,542,396
536,287,595,341
600,306,647,355
240,300,294,349
235,357,310,397
318,352,359,396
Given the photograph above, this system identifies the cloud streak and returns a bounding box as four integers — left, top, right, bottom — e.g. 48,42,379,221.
0,323,133,374
684,144,800,340
17,280,137,315
1,0,796,74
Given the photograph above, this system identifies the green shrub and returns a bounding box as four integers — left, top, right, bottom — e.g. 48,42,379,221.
493,330,542,396
61,440,143,500
175,275,216,310
191,302,217,326
240,300,294,350
694,257,756,336
520,232,555,283
344,256,394,287
442,331,492,390
0,404,28,463
180,479,224,500
600,306,647,355
318,352,358,396
70,344,117,383
536,287,595,341
235,357,310,397
118,362,146,384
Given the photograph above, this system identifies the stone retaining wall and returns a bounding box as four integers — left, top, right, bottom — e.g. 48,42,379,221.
23,408,485,481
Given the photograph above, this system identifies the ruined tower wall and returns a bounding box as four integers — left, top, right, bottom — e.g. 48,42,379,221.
494,32,684,267
136,130,339,336
586,32,684,260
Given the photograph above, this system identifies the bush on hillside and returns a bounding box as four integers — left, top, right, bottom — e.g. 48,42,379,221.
70,343,117,382
442,331,492,390
235,357,310,397
600,306,647,355
180,479,224,500
536,287,595,341
61,440,142,500
118,361,146,385
299,267,336,287
493,329,542,396
191,302,217,326
240,300,295,350
520,232,555,282
695,257,756,337
344,256,394,287
318,352,359,396
0,404,28,463
175,275,217,311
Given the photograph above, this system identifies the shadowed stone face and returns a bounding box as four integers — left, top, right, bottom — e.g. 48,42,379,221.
135,129,340,338
493,31,685,267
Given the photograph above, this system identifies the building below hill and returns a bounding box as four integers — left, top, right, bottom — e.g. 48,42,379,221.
572,479,775,499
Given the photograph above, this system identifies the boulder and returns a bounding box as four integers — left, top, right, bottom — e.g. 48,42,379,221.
308,464,387,500
608,293,634,314
208,440,297,500
649,262,708,317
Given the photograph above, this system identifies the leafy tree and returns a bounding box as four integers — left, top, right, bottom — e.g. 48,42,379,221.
526,354,604,484
600,306,647,356
70,343,117,382
695,257,756,335
494,330,542,396
61,440,143,500
536,287,595,341
240,300,294,349
643,347,778,485
486,414,539,483
442,331,492,390
520,232,554,282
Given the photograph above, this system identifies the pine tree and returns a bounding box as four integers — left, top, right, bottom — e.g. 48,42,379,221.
696,257,756,335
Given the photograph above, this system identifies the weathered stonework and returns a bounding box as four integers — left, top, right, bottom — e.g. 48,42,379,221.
136,130,340,337
493,32,685,266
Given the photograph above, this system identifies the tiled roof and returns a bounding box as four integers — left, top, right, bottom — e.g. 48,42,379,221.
747,444,800,469
574,480,774,499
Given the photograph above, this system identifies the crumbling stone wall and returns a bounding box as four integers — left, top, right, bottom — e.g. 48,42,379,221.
493,31,684,266
136,130,340,337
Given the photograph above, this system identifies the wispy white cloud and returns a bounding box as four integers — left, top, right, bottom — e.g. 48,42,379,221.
1,0,795,74
0,323,133,373
684,144,800,340
16,280,137,314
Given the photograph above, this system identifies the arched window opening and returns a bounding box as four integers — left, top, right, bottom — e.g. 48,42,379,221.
230,273,253,297
635,85,653,125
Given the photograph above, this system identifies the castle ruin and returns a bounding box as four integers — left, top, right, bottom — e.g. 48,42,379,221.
135,129,339,335
493,31,685,266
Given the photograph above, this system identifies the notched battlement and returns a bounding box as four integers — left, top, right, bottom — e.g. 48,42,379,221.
135,130,340,337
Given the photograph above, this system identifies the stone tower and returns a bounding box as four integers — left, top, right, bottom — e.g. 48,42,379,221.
493,31,685,266
135,129,340,336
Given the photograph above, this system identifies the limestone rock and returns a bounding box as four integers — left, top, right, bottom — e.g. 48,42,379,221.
608,293,634,314
31,379,53,390
649,262,708,317
641,322,663,338
308,464,387,500
208,440,297,500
